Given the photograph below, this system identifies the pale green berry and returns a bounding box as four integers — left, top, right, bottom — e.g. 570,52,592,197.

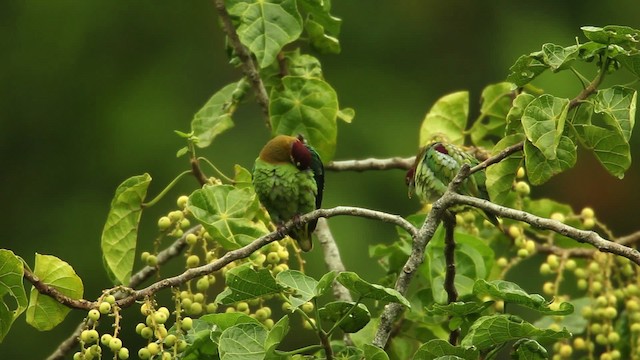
193,292,205,303
540,263,552,275
514,181,530,196
255,308,269,321
73,352,83,360
181,317,193,331
497,257,509,268
564,259,577,271
581,207,595,219
604,306,618,319
81,329,99,343
135,323,146,334
99,301,111,314
177,340,188,352
147,342,160,356
186,255,200,268
517,248,529,258
542,282,555,295
104,295,116,304
181,298,193,309
558,344,572,358
162,352,173,360
185,233,198,246
138,348,151,359
158,307,170,317
109,337,123,351
88,309,100,321
158,216,172,230
266,252,280,264
164,334,177,347
206,303,218,313
507,225,521,238
146,254,158,267
180,219,191,229
303,318,316,330
608,331,620,344
177,195,189,209
301,302,314,313
154,311,168,324
155,325,168,339
168,210,184,222
516,167,526,179
196,277,210,292
573,337,586,350
118,347,130,360
263,318,275,329
236,302,249,312
100,333,113,346
550,212,565,223
140,326,154,339
583,218,595,229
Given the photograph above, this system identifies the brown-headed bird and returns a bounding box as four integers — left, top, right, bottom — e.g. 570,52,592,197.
252,135,324,251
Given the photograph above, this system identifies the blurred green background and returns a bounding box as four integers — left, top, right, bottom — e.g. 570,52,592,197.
2,1,640,358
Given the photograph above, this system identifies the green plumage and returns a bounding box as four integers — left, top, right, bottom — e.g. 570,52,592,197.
407,142,498,226
252,135,324,251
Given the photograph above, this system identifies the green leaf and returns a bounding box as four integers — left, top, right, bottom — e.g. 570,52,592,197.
338,107,355,123
363,343,389,360
188,184,268,250
512,339,548,360
485,134,525,206
425,301,494,318
540,43,579,71
419,91,468,146
581,25,640,46
506,93,535,134
219,322,268,360
191,80,248,148
233,164,254,189
422,228,495,304
200,312,262,330
275,270,318,308
534,297,590,334
298,0,341,54
469,82,513,147
227,0,302,68
265,316,289,356
315,271,338,297
270,76,339,161
521,95,570,160
524,136,577,185
577,124,631,178
26,254,83,331
618,54,640,78
215,263,283,305
461,314,570,351
0,250,27,343
319,301,371,333
473,280,573,315
180,318,218,360
593,85,637,142
412,339,479,360
101,173,151,285
506,55,547,87
336,272,410,307
286,51,323,78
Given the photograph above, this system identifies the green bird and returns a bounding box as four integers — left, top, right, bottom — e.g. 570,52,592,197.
252,135,324,251
406,142,499,227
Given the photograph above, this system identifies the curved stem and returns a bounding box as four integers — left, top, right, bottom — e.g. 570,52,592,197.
197,157,234,183
142,170,192,208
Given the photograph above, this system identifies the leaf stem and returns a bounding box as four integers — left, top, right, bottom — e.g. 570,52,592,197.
197,157,234,183
142,170,192,208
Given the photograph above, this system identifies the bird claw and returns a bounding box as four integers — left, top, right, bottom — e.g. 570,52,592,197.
275,224,289,238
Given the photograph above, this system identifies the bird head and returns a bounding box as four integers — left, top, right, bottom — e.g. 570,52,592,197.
259,135,312,170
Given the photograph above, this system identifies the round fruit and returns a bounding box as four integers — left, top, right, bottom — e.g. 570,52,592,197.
181,317,193,331
158,216,172,231
109,337,123,351
88,309,100,321
186,255,200,268
119,347,130,360
177,195,189,209
99,301,112,314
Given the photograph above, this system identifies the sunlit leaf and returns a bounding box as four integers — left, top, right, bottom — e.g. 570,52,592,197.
593,85,637,142
191,80,248,148
581,25,640,46
541,43,579,71
419,91,468,146
521,95,570,160
215,263,282,305
485,134,525,206
315,271,339,297
188,184,267,250
298,0,341,54
219,322,267,360
461,314,570,351
26,254,83,331
425,301,494,318
363,343,389,360
524,136,577,185
276,270,318,308
506,93,535,134
0,250,27,343
337,272,410,307
101,173,151,285
270,76,339,161
265,316,289,356
227,0,302,68
512,339,548,360
473,280,573,315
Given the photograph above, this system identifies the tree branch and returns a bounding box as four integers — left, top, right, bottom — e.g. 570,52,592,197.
443,213,460,345
212,0,271,126
315,218,352,302
326,157,415,172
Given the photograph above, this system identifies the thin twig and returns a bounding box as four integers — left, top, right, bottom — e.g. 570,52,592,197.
443,213,460,345
212,0,271,126
326,157,415,172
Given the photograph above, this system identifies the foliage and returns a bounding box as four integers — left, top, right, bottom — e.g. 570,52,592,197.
1,5,640,360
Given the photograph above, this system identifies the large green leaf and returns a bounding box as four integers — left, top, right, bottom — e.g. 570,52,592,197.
422,227,495,304
265,316,289,356
425,301,494,318
363,344,390,360
298,0,341,54
270,76,338,161
512,339,548,360
320,301,371,333
618,54,640,78
180,317,219,360
593,85,637,142
0,250,27,343
534,297,590,334
469,82,513,147
191,80,248,148
461,314,570,351
227,0,302,68
413,339,479,360
26,254,83,331
581,25,640,46
188,184,268,250
101,173,151,285
419,91,468,146
215,263,282,305
275,270,318,308
524,136,577,185
521,95,570,160
485,134,525,206
506,55,547,87
506,93,535,134
473,280,573,315
540,43,579,71
336,272,410,307
219,322,268,360
315,271,338,297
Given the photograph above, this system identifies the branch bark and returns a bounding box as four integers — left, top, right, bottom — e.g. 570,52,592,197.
326,157,415,172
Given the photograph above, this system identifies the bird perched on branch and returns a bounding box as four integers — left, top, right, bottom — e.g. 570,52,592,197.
252,134,324,251
406,142,499,227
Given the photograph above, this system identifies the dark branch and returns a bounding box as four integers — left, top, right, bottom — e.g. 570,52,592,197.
443,213,460,345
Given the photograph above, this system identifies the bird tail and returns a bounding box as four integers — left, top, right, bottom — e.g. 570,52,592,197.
290,220,315,252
